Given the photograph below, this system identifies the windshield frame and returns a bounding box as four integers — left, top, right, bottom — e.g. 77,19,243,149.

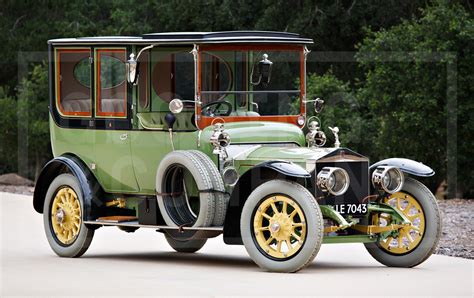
195,44,306,129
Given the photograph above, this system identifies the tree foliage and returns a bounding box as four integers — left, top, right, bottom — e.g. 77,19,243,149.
355,3,473,196
0,1,472,197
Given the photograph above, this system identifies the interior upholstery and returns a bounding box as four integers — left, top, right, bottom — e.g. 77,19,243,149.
230,110,260,116
100,98,126,114
61,99,91,113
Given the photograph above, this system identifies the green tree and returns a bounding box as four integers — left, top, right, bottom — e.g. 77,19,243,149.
0,88,18,174
16,62,51,180
356,3,473,197
304,72,371,151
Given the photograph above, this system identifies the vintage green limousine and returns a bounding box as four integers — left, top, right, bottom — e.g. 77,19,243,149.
34,31,441,272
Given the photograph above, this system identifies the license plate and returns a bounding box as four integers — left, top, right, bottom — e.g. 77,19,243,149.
333,203,368,216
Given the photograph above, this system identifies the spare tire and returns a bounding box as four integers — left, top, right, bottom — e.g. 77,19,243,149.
156,151,216,227
185,150,227,226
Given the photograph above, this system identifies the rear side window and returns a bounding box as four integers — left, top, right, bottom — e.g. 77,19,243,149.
96,48,127,118
55,48,92,117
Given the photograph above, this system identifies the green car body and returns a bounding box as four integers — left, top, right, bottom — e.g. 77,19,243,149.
34,31,441,272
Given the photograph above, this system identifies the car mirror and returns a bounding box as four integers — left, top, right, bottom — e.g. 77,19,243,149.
251,53,272,86
314,98,324,113
169,98,184,114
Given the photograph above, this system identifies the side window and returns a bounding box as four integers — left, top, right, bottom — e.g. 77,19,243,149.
152,51,194,104
96,48,127,118
138,50,149,110
56,48,91,117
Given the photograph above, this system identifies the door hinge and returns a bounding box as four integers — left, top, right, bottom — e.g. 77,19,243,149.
89,57,93,64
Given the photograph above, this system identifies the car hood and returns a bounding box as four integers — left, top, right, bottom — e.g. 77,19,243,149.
201,121,306,145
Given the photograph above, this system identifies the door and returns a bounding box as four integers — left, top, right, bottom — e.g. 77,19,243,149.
93,47,138,193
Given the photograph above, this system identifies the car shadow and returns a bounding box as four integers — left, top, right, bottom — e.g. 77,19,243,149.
83,251,390,272
84,251,257,269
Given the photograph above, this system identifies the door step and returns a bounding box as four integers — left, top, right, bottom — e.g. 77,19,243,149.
96,216,138,223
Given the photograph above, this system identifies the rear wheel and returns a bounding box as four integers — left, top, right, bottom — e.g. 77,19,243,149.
365,177,441,267
43,174,94,257
241,180,323,273
165,235,207,253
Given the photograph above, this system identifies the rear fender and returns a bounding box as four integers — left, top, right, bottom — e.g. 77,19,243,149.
33,154,103,220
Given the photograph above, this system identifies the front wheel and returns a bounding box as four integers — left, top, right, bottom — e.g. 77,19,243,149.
240,180,324,273
365,177,442,267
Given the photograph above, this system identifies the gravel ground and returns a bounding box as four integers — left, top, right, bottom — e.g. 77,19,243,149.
435,199,473,259
1,185,472,259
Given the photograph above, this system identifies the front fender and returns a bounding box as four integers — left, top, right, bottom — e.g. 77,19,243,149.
370,158,434,177
254,160,311,178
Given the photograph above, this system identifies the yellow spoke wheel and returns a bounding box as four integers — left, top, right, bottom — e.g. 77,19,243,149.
51,187,82,245
376,192,425,254
253,195,307,259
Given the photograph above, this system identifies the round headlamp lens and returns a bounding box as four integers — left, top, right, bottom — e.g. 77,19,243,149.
316,167,350,196
372,166,404,194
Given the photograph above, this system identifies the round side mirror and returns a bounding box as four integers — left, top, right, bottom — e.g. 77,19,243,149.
314,98,324,113
169,98,184,114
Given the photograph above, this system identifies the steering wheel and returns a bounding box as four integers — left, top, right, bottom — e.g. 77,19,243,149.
201,100,232,117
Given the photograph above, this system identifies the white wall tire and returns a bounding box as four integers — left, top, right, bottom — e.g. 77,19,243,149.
365,177,442,267
185,150,227,226
156,151,216,227
43,174,94,257
240,180,324,273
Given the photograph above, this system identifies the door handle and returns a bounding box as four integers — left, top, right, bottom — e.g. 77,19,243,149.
119,133,128,141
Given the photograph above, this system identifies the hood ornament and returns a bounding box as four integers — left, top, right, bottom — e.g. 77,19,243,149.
328,127,340,148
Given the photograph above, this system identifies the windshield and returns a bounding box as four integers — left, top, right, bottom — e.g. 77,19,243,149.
197,45,304,126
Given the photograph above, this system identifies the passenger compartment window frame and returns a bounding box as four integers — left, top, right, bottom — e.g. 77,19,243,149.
55,47,92,118
94,47,128,118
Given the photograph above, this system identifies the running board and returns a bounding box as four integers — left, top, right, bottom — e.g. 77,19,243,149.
83,220,223,239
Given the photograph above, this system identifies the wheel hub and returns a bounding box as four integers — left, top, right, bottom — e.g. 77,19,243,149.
269,213,292,241
55,208,65,224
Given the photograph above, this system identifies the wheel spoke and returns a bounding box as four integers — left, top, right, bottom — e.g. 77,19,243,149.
289,209,297,219
405,230,415,243
277,240,282,252
265,236,275,245
257,226,269,231
292,222,304,227
262,213,272,220
396,197,402,210
291,232,301,242
403,202,413,215
270,201,279,214
282,201,288,215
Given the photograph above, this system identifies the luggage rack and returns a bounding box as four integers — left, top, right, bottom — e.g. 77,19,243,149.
83,218,223,239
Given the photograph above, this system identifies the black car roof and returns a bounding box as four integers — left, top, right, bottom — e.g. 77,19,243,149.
48,31,313,45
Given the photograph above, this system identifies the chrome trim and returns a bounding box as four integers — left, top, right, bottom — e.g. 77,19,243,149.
316,166,350,196
372,166,405,194
328,126,341,148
